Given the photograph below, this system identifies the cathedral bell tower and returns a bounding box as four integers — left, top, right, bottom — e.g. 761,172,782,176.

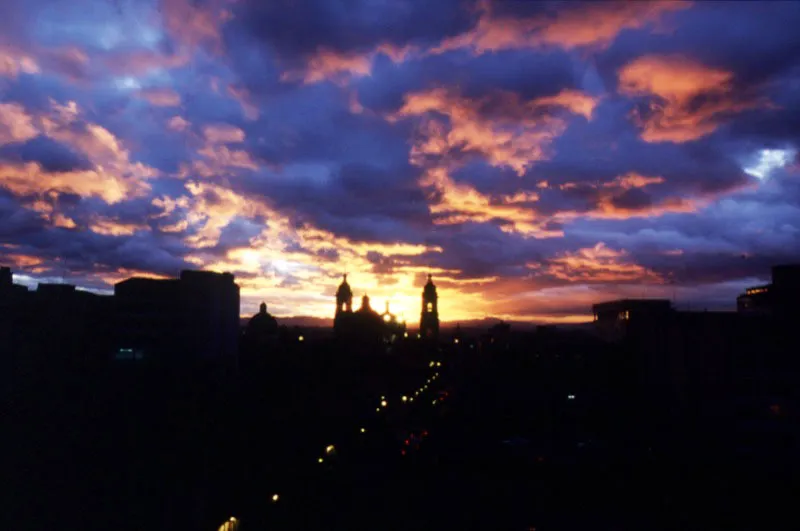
420,274,439,339
334,274,353,335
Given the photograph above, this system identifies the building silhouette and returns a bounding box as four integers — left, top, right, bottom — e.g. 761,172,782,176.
332,275,407,344
420,274,439,339
334,274,354,336
241,302,279,361
1,269,113,374
592,298,673,342
737,264,800,318
114,270,240,363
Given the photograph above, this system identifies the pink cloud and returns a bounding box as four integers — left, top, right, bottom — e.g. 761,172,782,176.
167,116,191,132
434,0,690,55
539,242,662,283
0,46,39,78
618,54,766,143
160,0,233,53
203,123,246,144
135,87,182,107
281,44,414,86
393,87,597,176
103,49,189,76
0,103,39,145
0,100,156,205
227,85,260,120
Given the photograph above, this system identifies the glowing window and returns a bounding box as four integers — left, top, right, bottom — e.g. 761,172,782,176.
427,302,433,312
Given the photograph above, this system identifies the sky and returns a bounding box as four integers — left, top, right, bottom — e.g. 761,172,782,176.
1,0,800,324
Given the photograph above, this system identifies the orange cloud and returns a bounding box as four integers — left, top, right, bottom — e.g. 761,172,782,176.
195,145,258,174
0,162,150,204
605,172,665,189
0,103,39,145
393,87,597,176
136,87,182,107
434,0,689,55
203,123,245,144
590,196,696,220
392,87,597,237
0,100,156,205
281,44,414,85
89,218,146,236
281,48,372,85
618,55,765,142
539,242,662,283
420,167,560,238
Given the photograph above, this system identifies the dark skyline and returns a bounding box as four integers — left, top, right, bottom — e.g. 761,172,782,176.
2,0,800,323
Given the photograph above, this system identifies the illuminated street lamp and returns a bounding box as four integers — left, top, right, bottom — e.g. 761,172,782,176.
402,396,408,402
298,335,304,342
360,427,366,433
272,494,279,503
380,399,388,407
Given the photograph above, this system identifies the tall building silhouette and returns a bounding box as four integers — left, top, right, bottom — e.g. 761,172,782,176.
114,270,240,363
420,274,439,339
332,275,406,343
334,274,353,336
737,264,800,318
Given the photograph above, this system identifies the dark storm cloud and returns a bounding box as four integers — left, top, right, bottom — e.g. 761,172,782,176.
355,48,579,114
234,0,476,64
0,136,92,173
239,161,432,245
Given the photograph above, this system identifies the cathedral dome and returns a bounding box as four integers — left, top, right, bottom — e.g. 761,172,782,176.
246,302,278,337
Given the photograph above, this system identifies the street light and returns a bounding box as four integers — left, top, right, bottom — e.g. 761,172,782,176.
402,396,408,402
272,494,279,503
380,399,388,407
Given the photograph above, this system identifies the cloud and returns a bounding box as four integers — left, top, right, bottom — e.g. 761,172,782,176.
0,100,156,204
0,46,40,78
159,0,233,53
392,87,597,176
618,54,766,142
434,0,690,55
535,242,662,283
0,103,38,145
203,123,246,144
167,116,190,132
135,87,182,107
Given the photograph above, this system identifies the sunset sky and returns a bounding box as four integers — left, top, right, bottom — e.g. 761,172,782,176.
1,0,799,323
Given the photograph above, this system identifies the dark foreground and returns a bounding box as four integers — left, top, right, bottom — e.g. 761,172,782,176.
7,344,800,531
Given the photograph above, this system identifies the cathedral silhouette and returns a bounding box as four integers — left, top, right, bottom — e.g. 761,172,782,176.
333,274,439,342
